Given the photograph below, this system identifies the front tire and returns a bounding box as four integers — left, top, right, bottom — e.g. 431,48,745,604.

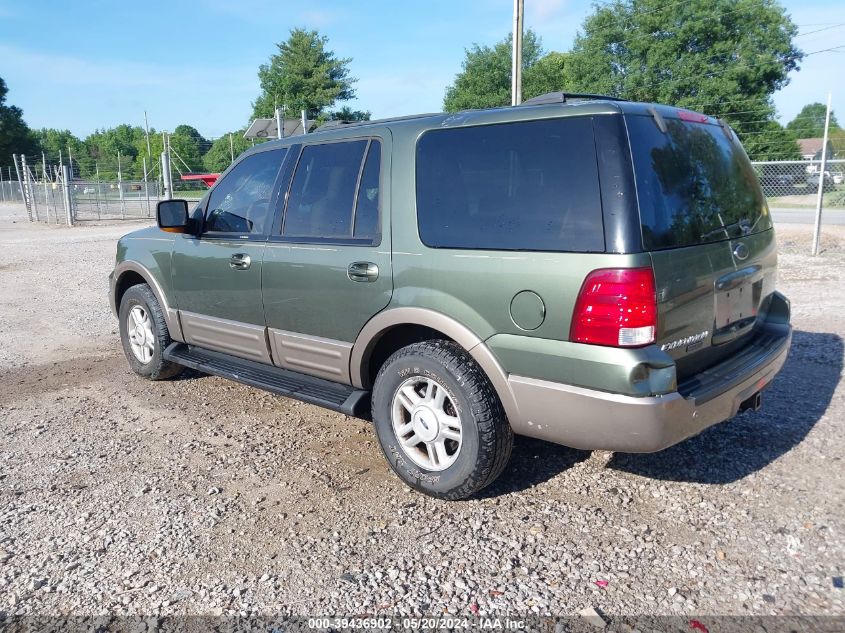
118,284,183,380
371,340,513,499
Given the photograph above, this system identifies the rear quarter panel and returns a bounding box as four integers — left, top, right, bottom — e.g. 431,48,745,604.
386,116,664,391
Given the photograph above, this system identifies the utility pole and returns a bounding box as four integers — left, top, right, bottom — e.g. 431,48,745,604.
275,106,283,140
511,0,524,106
161,150,173,201
301,109,308,135
118,150,126,219
43,152,53,223
229,133,234,164
812,92,832,256
143,156,150,218
144,110,153,161
61,164,74,226
13,155,29,219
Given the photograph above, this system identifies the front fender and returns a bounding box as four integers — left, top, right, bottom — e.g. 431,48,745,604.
110,230,182,341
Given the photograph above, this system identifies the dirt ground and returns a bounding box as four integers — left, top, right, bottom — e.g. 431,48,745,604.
0,202,843,621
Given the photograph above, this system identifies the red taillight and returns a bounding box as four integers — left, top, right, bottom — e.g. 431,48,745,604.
569,268,657,347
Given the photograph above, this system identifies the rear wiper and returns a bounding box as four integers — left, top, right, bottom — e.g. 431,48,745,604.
700,219,750,240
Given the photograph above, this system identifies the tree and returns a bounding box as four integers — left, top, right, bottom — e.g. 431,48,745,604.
170,124,209,173
567,0,803,158
328,106,371,122
35,128,85,159
523,51,570,98
0,77,39,161
203,132,254,172
787,103,840,138
444,30,567,111
253,28,356,120
84,125,145,179
741,120,800,161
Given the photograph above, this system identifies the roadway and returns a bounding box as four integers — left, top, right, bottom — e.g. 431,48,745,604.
771,206,845,225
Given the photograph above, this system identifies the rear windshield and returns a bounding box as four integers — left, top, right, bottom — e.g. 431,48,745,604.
416,117,604,252
626,114,771,250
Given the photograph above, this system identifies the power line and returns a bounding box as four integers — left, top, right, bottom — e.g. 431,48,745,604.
795,22,845,38
614,44,844,95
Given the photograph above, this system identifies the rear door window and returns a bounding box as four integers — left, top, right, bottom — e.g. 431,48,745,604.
353,141,381,240
626,114,771,250
283,140,368,240
416,118,604,252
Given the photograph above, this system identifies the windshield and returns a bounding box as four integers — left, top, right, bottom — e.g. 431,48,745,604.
626,114,771,250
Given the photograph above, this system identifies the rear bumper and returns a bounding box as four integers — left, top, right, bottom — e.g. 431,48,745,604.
506,323,792,453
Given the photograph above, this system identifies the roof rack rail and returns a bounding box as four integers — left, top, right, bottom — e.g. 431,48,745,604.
316,119,360,131
519,92,626,106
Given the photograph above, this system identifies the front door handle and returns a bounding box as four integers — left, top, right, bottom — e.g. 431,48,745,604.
347,261,378,283
229,253,251,270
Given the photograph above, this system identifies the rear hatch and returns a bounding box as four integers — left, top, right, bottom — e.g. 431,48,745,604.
625,109,778,381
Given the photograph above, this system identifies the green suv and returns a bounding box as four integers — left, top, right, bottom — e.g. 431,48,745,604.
110,93,792,499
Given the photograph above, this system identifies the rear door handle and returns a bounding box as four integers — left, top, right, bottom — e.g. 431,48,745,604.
229,253,251,270
347,261,378,283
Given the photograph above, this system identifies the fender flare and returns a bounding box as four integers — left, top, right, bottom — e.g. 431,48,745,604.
111,261,184,342
350,307,520,425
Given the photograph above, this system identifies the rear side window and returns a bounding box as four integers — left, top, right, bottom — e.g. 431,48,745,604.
205,149,286,235
284,140,368,240
626,114,771,250
416,118,604,252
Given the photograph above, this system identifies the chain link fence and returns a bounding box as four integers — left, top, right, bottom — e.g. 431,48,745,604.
1,151,211,224
751,159,845,210
4,153,844,227
70,180,162,221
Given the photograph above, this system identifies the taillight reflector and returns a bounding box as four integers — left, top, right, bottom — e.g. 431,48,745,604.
570,268,657,347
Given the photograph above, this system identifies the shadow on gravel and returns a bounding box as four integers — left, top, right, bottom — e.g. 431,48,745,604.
607,330,843,484
172,368,205,381
478,436,590,497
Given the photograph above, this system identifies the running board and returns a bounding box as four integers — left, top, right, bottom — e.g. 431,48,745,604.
163,343,370,418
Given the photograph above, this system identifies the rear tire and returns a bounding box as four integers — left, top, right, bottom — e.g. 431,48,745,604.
118,284,183,381
371,340,513,499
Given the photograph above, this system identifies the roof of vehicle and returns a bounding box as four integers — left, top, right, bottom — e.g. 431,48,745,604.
245,94,717,153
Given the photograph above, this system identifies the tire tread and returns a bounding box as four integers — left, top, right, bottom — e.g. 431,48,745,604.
374,339,513,499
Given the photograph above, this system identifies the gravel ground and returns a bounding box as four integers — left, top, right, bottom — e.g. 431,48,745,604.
1,202,843,621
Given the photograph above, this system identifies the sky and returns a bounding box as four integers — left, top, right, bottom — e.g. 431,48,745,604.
1,0,843,141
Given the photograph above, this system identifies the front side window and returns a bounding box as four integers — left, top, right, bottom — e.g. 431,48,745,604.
416,118,604,252
283,140,369,239
205,149,286,235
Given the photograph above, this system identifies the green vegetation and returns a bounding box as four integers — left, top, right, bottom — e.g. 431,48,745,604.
203,131,254,172
566,0,802,159
2,27,359,184
787,103,844,157
787,103,840,138
0,77,39,159
0,12,836,179
443,30,570,111
444,0,805,160
252,28,356,120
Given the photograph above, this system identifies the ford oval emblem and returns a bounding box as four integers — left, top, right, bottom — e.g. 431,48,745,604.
733,242,749,260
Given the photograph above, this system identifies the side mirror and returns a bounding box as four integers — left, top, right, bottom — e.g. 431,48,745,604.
157,199,189,233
